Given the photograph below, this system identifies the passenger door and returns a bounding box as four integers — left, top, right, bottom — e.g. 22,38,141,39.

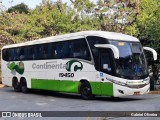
98,49,114,96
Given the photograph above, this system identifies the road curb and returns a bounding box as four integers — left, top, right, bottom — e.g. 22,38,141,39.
148,91,160,94
0,84,8,88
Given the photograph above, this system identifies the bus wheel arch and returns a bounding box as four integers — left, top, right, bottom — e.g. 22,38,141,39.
79,79,94,100
12,77,21,92
20,77,28,93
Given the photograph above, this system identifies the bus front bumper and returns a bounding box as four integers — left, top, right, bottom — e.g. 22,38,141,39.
113,83,150,97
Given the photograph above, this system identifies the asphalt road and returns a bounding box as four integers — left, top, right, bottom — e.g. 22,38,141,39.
0,87,160,120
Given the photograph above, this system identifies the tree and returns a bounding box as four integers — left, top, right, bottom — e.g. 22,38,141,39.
7,3,29,14
95,0,140,32
125,0,160,49
0,0,159,48
70,0,100,30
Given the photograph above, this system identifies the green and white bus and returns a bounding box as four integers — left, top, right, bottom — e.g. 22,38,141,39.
1,31,157,99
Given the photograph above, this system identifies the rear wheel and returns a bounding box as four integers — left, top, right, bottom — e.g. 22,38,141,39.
20,79,28,93
12,78,21,92
80,81,93,100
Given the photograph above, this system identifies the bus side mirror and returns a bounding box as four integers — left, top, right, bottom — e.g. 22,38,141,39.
94,44,119,59
143,47,157,61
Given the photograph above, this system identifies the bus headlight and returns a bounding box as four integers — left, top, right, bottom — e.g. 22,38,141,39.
106,78,127,86
113,80,127,86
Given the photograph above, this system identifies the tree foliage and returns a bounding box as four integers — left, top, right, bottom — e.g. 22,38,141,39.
7,3,29,14
0,0,159,50
126,0,160,48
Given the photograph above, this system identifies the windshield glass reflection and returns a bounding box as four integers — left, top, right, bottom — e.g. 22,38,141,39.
109,40,148,80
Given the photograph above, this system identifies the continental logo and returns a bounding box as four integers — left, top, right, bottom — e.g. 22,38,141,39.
7,62,24,75
66,60,83,72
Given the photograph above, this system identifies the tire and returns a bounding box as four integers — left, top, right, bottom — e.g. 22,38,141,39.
12,79,21,92
80,81,93,100
20,79,28,93
111,97,119,101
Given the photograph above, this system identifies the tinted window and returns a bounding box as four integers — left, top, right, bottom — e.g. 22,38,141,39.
2,38,91,61
28,46,36,60
87,36,108,51
15,48,20,61
2,49,9,61
38,44,49,59
87,36,108,68
70,38,91,61
49,43,57,59
52,39,91,61
9,48,15,61
19,48,25,60
100,51,113,74
55,42,64,59
48,44,53,59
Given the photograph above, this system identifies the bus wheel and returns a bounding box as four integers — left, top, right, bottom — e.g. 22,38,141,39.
80,81,93,100
12,78,21,92
111,97,119,101
20,79,28,93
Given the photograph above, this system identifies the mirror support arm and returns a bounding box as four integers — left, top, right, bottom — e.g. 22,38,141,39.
95,44,119,59
143,47,157,61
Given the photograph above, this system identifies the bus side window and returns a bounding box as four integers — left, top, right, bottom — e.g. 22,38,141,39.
43,44,48,59
37,44,48,60
20,48,25,60
68,41,74,58
2,49,9,61
14,48,19,61
38,45,43,59
25,46,29,60
55,43,63,59
35,46,39,60
54,41,70,59
48,44,52,59
28,46,35,60
87,36,108,70
62,42,69,58
23,47,28,60
51,43,57,59
87,36,108,53
72,38,91,61
100,51,112,74
9,48,14,61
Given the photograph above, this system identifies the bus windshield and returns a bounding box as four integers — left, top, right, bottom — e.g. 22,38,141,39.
109,40,148,80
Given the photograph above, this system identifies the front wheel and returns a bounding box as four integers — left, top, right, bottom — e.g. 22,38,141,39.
111,97,119,101
80,82,93,100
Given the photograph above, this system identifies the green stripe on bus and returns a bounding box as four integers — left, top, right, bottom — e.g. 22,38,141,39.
31,79,79,93
31,79,113,96
90,82,113,96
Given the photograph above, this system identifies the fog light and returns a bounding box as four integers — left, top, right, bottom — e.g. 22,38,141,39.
118,90,124,94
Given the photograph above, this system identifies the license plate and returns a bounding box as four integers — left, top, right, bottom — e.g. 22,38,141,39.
134,92,140,95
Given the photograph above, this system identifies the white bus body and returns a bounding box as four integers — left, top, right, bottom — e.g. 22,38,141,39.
1,31,157,99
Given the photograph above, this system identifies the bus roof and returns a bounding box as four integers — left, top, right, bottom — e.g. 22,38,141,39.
2,31,139,49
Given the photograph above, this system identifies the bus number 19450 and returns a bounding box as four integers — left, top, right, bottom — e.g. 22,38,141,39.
59,73,74,77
